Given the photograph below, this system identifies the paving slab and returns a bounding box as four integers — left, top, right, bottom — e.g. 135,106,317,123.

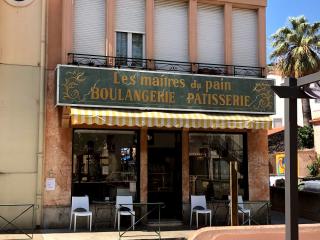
0,230,193,240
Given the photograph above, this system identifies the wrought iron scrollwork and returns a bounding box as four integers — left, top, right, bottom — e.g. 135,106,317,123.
68,53,265,78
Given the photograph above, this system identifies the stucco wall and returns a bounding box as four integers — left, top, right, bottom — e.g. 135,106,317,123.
247,129,269,200
42,0,72,227
43,71,72,207
42,70,72,228
0,0,42,226
0,0,41,65
0,64,40,225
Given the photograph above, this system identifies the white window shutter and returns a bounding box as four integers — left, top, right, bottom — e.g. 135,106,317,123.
232,8,258,67
115,0,145,33
154,0,188,62
73,0,106,55
197,3,224,64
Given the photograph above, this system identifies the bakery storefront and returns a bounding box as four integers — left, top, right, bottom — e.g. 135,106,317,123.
56,64,274,221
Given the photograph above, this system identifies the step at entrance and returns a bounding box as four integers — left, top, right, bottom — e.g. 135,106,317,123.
147,219,184,227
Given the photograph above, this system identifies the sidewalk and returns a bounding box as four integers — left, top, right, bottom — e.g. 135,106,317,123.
0,230,194,240
1,211,317,240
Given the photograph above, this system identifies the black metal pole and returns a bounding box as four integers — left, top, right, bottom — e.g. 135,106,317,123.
285,77,298,240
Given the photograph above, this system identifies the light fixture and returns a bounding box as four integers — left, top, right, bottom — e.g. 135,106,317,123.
302,81,320,99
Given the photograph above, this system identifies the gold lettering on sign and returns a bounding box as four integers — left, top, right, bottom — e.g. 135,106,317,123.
186,93,250,107
91,87,100,100
205,80,232,93
89,87,176,104
140,75,185,88
245,96,250,106
113,72,119,84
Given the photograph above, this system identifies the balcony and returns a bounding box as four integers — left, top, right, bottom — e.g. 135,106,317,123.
68,53,265,78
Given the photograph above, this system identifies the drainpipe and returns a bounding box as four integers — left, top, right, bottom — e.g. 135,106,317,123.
35,0,47,227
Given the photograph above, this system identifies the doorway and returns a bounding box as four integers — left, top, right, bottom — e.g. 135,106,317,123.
147,131,182,220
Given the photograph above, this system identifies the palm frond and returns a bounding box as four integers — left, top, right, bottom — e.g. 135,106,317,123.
270,15,320,78
289,16,307,31
309,22,320,35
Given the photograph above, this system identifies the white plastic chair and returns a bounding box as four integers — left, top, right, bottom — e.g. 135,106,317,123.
114,196,135,231
228,195,251,225
190,195,212,228
237,195,251,225
69,196,92,232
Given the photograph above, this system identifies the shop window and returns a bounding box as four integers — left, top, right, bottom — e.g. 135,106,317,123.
116,32,144,66
72,129,138,202
189,133,247,201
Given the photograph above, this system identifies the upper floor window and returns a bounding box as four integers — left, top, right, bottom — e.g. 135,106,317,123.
116,32,144,59
232,8,258,67
115,0,145,66
197,3,224,64
73,0,106,56
116,32,144,66
154,0,188,62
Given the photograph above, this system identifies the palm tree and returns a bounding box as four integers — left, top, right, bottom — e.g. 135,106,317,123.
270,16,320,126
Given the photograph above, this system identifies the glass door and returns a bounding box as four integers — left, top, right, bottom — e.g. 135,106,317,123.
147,131,182,220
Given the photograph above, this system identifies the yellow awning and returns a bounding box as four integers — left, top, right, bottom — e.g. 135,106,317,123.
70,108,272,130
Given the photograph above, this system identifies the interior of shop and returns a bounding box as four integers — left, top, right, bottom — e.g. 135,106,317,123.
71,129,248,221
71,129,138,202
189,133,248,200
147,131,182,219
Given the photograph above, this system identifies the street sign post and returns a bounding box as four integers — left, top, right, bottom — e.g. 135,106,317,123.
271,71,320,240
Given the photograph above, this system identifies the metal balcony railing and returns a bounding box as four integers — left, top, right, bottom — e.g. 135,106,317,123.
68,53,265,78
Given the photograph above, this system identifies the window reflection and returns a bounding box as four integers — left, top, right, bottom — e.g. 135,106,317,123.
72,130,138,202
189,133,246,200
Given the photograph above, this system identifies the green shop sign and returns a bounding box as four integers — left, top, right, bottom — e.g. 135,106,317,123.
56,65,275,114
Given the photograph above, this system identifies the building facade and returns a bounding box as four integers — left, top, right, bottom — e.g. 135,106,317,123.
44,0,272,227
0,0,45,226
268,70,320,128
268,70,320,157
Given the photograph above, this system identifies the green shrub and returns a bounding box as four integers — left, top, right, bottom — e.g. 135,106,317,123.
307,156,320,177
298,126,314,149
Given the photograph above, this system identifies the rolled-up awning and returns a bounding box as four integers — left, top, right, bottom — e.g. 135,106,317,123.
70,108,272,130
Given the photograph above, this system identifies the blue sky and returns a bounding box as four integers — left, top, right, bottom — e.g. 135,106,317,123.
266,0,320,62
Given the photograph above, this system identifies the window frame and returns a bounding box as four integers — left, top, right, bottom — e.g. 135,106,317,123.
188,132,249,200
115,31,146,59
71,128,140,202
